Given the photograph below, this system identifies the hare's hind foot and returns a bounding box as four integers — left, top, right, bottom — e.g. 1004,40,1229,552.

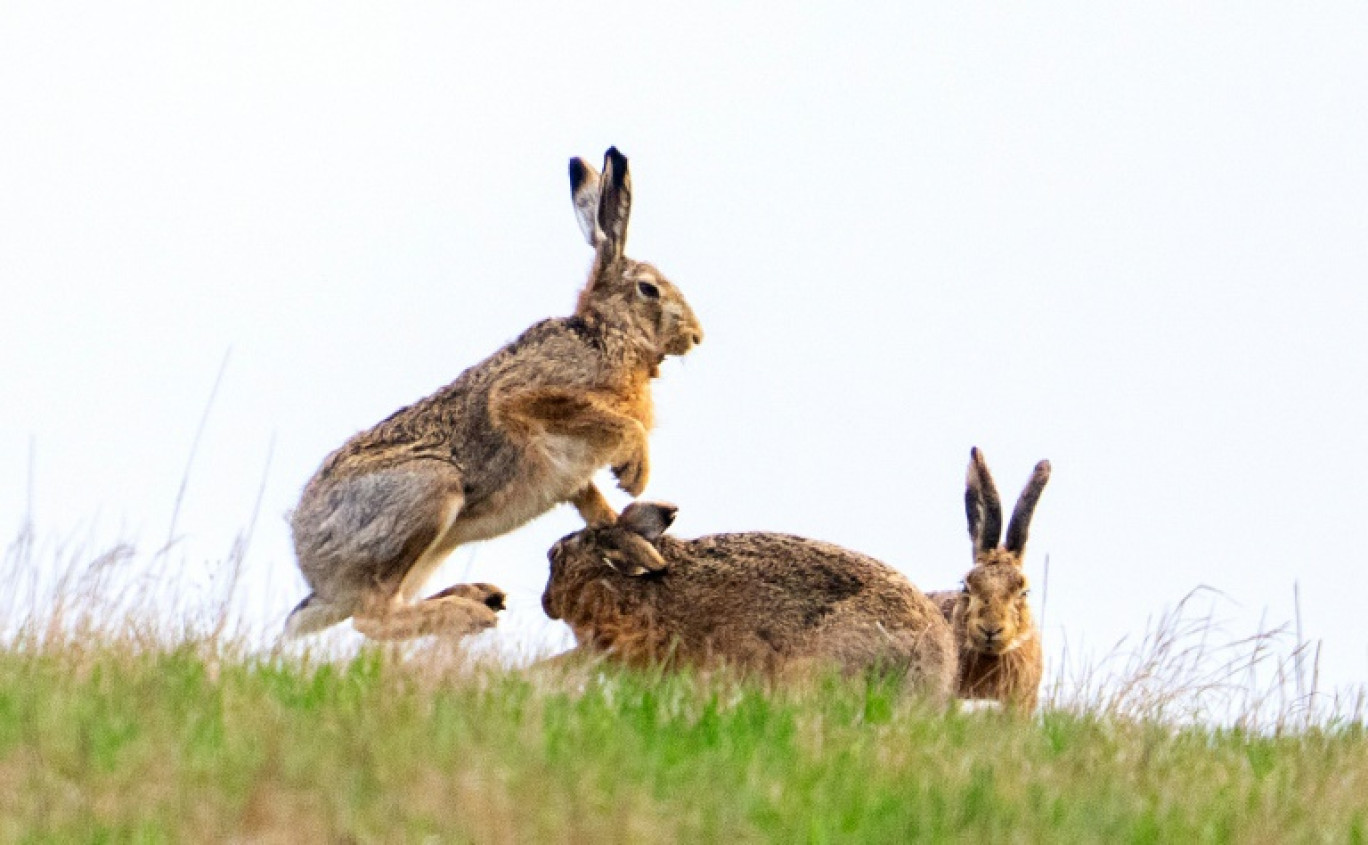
352,587,504,641
425,582,507,612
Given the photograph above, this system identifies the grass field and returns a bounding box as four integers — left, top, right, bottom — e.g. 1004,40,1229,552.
2,527,1366,842
2,630,1366,843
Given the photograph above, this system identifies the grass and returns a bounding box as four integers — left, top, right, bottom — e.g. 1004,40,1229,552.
2,521,1366,842
1,634,1366,842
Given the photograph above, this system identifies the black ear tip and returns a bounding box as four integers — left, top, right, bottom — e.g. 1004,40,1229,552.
967,447,986,485
603,146,629,183
569,157,590,190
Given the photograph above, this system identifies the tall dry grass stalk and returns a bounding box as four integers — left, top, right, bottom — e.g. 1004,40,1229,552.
0,355,310,662
1044,586,1365,732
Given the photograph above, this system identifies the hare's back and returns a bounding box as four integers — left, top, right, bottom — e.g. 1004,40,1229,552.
321,318,606,489
658,532,953,691
668,533,877,589
661,533,930,626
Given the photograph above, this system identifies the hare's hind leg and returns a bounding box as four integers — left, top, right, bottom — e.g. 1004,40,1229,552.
300,460,484,642
394,491,467,605
353,586,504,640
348,477,507,641
290,460,467,639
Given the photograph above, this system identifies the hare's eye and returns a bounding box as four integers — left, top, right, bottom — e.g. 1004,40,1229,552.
636,281,660,299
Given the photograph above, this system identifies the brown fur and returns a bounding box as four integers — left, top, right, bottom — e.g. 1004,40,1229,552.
542,503,957,702
927,448,1051,710
285,148,703,640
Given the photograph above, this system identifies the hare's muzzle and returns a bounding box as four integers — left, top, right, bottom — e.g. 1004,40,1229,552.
666,324,704,357
971,622,1020,655
661,299,703,357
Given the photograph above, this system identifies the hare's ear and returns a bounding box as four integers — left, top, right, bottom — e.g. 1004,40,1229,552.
1004,459,1051,555
605,534,668,576
595,146,631,262
619,501,676,541
965,447,1003,555
569,156,603,247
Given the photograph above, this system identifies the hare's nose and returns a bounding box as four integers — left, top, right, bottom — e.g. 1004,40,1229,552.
689,328,704,346
979,624,1003,642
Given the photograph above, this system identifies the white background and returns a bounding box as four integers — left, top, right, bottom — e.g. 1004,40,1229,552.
3,4,1365,691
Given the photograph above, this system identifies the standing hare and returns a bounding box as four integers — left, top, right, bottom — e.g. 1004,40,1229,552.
928,448,1051,710
542,502,957,702
285,148,704,640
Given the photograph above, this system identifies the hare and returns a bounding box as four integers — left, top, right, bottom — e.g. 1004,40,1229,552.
927,448,1051,710
285,148,704,640
541,502,957,702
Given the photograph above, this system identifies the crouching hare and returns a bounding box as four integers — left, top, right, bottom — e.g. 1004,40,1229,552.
928,448,1051,710
285,148,703,641
542,502,957,702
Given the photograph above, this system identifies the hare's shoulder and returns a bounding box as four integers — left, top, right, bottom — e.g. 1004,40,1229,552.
494,316,606,368
315,319,604,476
405,317,601,398
398,317,611,428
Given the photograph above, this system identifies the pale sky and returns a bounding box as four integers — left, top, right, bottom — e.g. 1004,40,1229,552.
3,4,1366,695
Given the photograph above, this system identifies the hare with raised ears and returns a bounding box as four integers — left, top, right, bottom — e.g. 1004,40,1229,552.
927,448,1051,710
542,502,957,702
285,147,704,641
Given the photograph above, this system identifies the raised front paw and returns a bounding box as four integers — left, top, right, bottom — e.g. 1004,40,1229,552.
613,455,649,497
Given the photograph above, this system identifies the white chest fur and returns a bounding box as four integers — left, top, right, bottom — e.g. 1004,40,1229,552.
443,432,607,547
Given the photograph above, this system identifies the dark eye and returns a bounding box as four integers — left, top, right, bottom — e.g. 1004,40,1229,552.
636,281,660,299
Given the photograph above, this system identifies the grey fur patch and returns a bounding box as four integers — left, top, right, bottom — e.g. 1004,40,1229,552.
283,593,350,638
291,464,459,599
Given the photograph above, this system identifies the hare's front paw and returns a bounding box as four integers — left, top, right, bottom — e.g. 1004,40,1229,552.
613,455,649,497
